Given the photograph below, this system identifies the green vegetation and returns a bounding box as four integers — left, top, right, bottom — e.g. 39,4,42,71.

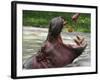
23,10,91,32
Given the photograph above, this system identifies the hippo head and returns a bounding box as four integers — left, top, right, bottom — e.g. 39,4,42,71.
47,16,66,41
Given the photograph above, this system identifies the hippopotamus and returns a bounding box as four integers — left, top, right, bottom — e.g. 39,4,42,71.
23,16,87,69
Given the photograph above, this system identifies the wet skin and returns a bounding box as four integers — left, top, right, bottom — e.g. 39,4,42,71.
23,16,87,69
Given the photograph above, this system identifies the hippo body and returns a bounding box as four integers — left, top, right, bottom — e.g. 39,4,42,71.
23,17,87,69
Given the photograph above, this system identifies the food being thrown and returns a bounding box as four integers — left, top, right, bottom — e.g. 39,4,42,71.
72,13,80,22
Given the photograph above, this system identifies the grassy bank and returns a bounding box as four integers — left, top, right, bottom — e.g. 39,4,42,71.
23,10,91,32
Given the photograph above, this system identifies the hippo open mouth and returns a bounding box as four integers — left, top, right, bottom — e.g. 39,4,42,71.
23,16,87,69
